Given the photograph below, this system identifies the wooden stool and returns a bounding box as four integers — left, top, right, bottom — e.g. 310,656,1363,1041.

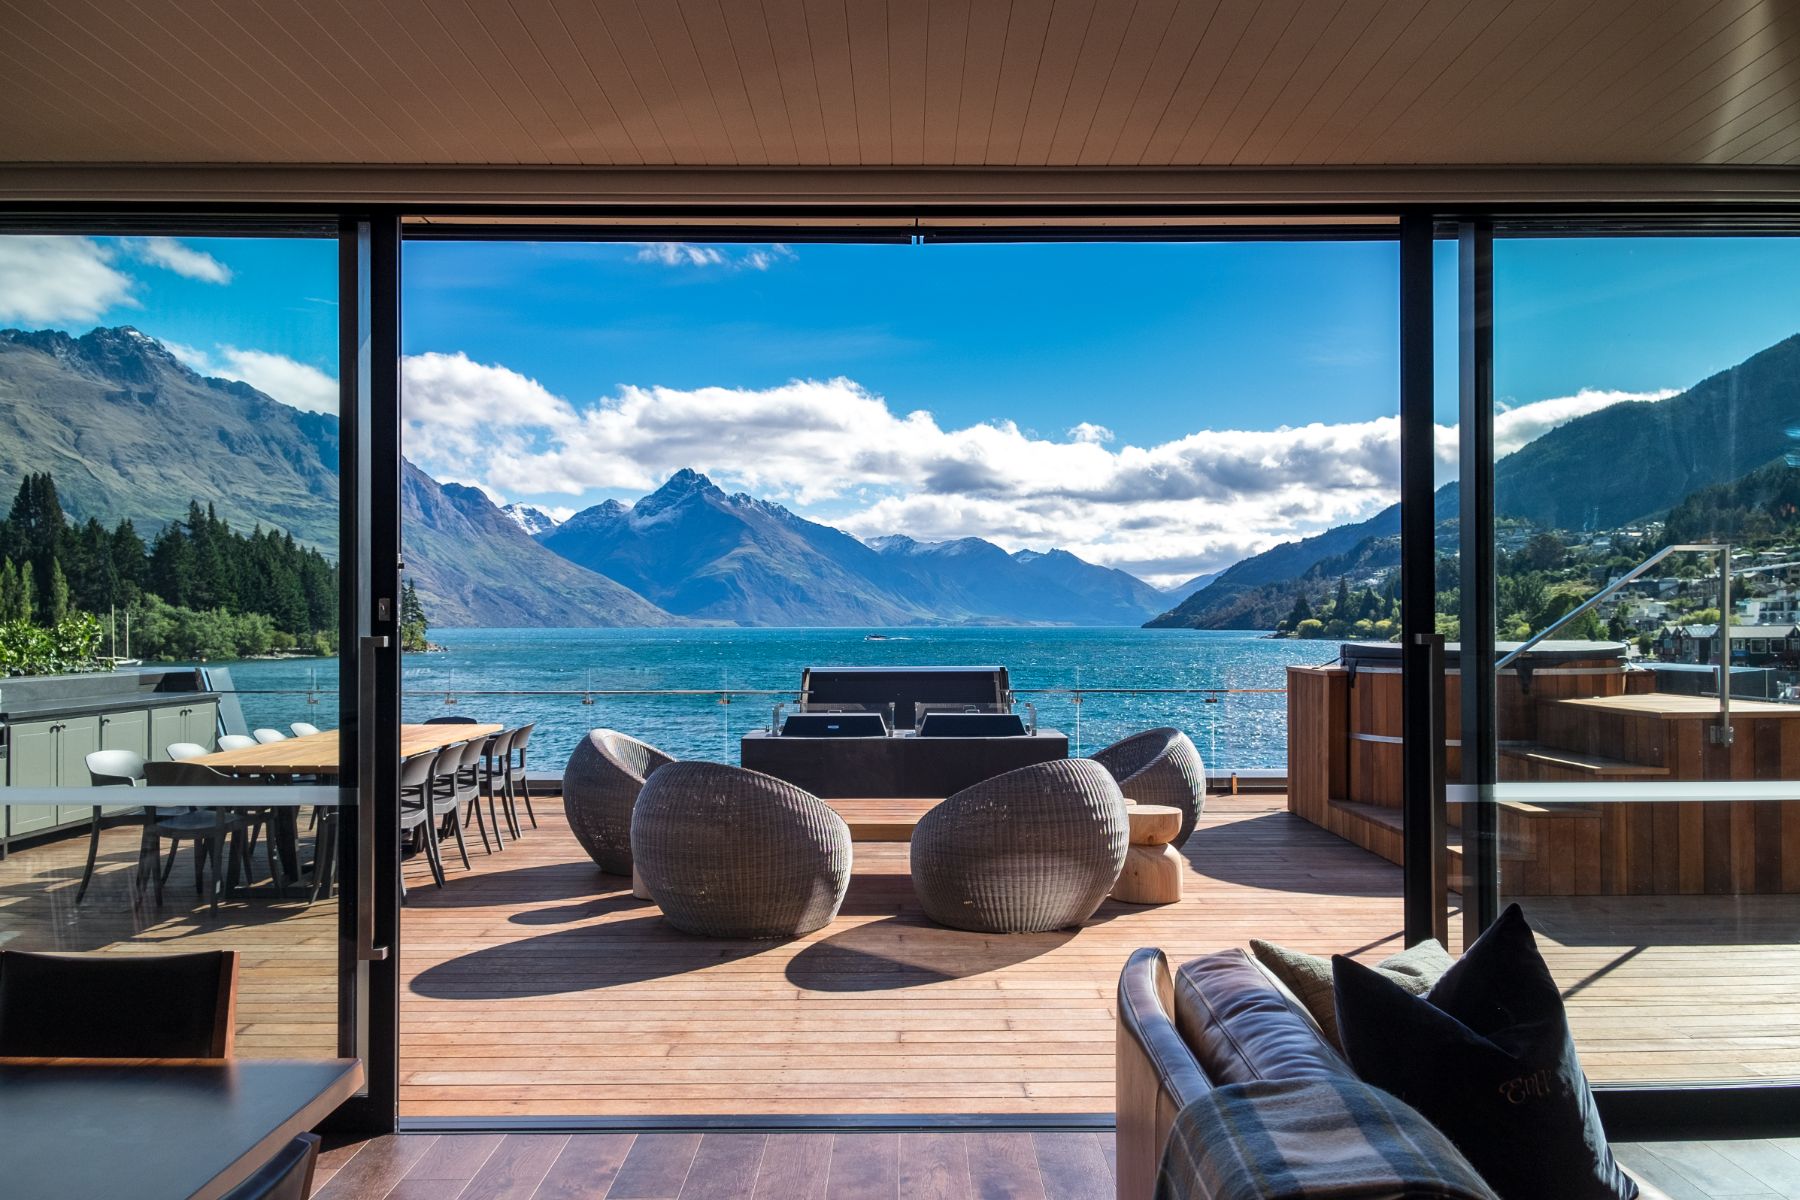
1112,804,1184,905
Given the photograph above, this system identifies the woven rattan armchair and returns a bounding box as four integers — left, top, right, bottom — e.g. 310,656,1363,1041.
631,761,852,938
563,729,676,875
1090,727,1206,848
909,758,1129,934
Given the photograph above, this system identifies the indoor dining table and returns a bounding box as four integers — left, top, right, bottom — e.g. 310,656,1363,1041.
0,1055,363,1200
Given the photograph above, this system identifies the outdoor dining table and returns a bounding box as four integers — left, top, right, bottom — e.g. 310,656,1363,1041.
0,1055,362,1200
153,724,502,894
188,723,504,778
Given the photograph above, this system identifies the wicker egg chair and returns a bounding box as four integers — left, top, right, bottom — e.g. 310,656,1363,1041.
909,758,1128,934
631,761,853,939
563,729,676,875
1089,727,1206,848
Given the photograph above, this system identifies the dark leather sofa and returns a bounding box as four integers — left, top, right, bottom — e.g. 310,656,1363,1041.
1114,946,1485,1200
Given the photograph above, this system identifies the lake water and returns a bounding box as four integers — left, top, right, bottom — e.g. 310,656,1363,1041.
219,627,1325,772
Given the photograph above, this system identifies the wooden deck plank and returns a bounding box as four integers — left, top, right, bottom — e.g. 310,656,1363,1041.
2,792,1797,1119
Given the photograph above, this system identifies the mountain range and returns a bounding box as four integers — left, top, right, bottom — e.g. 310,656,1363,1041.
1150,330,1800,629
538,469,1173,626
0,326,678,628
1,326,1179,629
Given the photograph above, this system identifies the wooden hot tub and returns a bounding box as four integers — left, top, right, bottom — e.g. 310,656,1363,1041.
1287,641,1800,896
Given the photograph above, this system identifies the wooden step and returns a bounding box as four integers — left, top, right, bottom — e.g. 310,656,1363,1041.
1500,744,1669,779
1329,798,1563,863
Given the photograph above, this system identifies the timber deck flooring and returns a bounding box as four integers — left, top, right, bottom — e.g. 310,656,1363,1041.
395,792,1800,1115
2,793,1797,1116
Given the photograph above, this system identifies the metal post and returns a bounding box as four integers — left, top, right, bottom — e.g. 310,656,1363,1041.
1715,544,1734,745
1459,218,1499,946
1398,213,1447,947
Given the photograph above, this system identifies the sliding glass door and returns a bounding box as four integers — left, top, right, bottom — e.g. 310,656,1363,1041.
0,219,397,1126
1452,227,1800,1090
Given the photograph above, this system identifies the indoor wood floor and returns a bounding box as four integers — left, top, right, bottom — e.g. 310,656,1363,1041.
308,1133,1800,1200
3,792,1797,1119
311,1130,1117,1200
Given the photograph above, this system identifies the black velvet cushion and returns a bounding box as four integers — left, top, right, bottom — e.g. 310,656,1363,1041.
1332,905,1637,1200
0,950,234,1058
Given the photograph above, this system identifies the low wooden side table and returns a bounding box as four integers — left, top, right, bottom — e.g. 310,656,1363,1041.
1113,803,1184,904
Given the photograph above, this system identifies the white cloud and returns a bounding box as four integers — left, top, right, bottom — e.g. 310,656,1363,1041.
1492,387,1678,456
123,237,232,284
0,236,135,323
631,242,795,271
171,342,338,414
396,350,1676,580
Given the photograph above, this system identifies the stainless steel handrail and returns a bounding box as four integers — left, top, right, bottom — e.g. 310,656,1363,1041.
1496,541,1733,745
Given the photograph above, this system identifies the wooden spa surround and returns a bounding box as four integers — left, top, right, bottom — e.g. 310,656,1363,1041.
1287,644,1800,897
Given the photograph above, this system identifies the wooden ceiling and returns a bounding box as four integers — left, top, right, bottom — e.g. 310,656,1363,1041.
3,0,1799,175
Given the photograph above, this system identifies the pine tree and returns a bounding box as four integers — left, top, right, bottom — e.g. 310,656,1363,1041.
0,558,28,623
47,557,70,624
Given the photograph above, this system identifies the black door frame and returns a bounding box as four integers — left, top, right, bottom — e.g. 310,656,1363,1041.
4,201,1797,1138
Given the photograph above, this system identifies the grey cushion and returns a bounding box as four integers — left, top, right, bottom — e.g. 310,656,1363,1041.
1251,937,1454,1053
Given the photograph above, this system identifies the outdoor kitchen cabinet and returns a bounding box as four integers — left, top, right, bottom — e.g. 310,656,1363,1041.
1,671,218,849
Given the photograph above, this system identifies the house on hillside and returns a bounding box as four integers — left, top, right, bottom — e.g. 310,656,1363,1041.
1657,623,1800,666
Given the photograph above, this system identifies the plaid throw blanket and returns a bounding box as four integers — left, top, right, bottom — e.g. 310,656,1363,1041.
1156,1078,1499,1200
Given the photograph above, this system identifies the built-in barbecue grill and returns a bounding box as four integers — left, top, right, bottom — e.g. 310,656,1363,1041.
741,664,1066,798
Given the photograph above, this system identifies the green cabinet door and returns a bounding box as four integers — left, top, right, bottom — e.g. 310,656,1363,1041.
98,709,150,814
5,719,58,837
185,701,219,750
149,705,187,761
56,714,103,825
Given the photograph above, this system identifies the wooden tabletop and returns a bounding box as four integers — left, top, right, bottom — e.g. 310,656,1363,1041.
820,797,943,842
190,724,502,776
0,1056,363,1200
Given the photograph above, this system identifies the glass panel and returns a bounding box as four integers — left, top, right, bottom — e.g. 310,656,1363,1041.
0,231,348,1061
397,236,1404,1118
1484,233,1800,1086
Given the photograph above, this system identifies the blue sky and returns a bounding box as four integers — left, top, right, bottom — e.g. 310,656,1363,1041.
6,232,1800,582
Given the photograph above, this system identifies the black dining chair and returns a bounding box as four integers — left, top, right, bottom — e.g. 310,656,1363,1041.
0,949,238,1058
399,749,447,892
507,723,538,829
220,1133,321,1200
481,727,521,841
142,761,258,914
426,743,474,870
446,735,497,854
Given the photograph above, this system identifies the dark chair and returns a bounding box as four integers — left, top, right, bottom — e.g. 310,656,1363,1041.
507,723,538,829
450,736,497,854
400,749,448,891
480,727,521,841
0,949,238,1057
425,743,474,871
141,761,257,915
220,1133,321,1200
